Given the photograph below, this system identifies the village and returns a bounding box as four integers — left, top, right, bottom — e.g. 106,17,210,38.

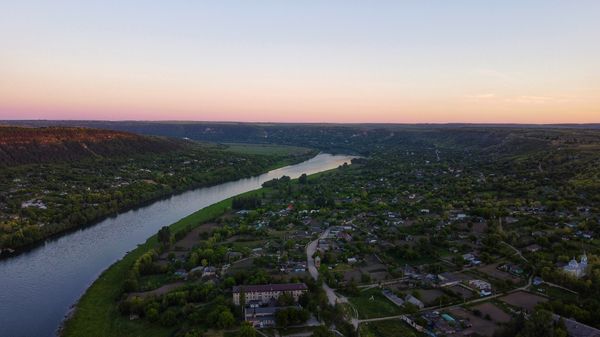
117,148,600,337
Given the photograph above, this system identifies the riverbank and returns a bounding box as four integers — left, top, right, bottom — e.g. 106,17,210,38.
0,148,317,261
60,194,241,337
59,156,355,337
0,153,354,337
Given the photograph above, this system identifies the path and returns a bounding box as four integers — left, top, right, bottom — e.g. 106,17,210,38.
126,281,185,299
501,241,528,263
543,281,579,295
358,314,407,324
306,229,348,306
306,228,359,328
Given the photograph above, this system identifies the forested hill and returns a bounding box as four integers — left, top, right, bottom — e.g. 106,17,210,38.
7,121,600,157
0,126,184,166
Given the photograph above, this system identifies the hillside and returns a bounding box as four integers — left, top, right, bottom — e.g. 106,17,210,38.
6,121,600,157
0,126,184,166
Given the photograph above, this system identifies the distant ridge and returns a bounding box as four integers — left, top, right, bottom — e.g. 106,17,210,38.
0,125,184,166
3,120,600,157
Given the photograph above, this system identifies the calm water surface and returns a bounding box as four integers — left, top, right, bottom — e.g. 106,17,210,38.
0,153,354,337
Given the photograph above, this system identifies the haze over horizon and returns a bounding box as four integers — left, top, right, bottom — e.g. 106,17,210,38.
1,1,599,123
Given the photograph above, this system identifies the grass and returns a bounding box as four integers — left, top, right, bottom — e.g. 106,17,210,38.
224,142,313,156
534,284,579,302
139,274,173,292
348,288,403,319
359,320,419,337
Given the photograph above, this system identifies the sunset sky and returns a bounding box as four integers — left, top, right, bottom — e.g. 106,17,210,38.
1,1,599,123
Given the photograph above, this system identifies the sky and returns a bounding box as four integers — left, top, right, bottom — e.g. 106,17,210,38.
1,1,599,123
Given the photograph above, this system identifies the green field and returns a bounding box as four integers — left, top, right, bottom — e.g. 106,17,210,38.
348,289,404,319
224,142,313,156
534,284,579,302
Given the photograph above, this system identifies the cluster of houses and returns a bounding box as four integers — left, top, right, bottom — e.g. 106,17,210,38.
468,280,492,296
498,263,524,276
20,199,47,209
461,253,482,266
420,311,472,336
382,289,425,309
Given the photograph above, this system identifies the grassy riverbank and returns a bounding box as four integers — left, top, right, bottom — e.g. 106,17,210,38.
61,193,247,337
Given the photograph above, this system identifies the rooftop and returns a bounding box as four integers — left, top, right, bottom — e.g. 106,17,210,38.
233,283,308,293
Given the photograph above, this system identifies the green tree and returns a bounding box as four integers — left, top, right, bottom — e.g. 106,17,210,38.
238,322,257,337
159,308,178,326
158,226,171,247
217,309,235,328
299,173,308,184
277,292,295,306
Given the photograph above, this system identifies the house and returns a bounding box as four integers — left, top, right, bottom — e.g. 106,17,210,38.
338,232,353,242
469,279,491,291
403,264,419,278
524,244,542,253
202,266,217,278
480,290,492,297
405,294,424,309
232,283,308,305
174,269,188,279
382,289,404,307
462,253,481,266
226,251,243,262
317,239,331,252
499,263,524,276
462,253,475,261
189,266,204,274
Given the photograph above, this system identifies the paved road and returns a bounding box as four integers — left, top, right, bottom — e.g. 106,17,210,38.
306,228,359,328
307,229,348,306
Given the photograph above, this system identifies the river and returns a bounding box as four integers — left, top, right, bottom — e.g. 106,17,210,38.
0,153,355,337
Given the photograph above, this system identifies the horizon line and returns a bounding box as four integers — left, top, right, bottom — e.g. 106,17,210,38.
2,119,600,126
